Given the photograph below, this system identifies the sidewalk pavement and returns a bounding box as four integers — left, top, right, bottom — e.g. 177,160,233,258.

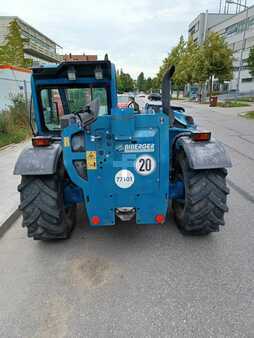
0,141,28,229
171,100,254,116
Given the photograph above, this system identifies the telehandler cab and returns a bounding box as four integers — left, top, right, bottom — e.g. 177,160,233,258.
14,58,231,240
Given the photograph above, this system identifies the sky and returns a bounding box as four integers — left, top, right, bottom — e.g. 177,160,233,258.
1,0,254,78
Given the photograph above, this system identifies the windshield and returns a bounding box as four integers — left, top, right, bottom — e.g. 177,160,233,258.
146,104,162,113
40,86,109,131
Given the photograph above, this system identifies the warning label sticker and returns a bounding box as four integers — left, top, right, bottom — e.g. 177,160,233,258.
64,137,70,147
86,151,97,170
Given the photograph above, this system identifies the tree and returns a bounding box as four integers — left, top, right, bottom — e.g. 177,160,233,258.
177,37,199,85
192,46,209,102
155,32,233,100
202,32,233,98
157,35,186,97
247,46,254,77
151,77,160,91
144,77,153,92
137,72,146,92
0,20,32,67
117,69,134,93
124,73,134,92
157,35,185,82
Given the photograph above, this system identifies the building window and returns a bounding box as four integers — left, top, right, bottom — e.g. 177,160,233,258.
189,25,196,34
225,15,254,38
196,21,199,32
233,65,249,71
21,30,56,53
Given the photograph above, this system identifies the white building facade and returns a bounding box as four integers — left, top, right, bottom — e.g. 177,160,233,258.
188,12,233,44
189,6,254,94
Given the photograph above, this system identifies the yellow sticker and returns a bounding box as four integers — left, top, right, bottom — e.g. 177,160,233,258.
64,137,70,147
86,151,97,170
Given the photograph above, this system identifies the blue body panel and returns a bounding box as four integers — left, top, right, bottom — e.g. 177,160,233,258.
174,110,188,127
62,111,172,226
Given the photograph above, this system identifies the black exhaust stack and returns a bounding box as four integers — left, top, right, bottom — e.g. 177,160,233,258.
161,65,175,127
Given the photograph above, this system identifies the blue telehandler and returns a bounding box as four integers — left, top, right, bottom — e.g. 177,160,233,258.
14,58,231,240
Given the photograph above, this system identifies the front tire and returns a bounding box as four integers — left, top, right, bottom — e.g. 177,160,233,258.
18,175,76,240
172,152,229,235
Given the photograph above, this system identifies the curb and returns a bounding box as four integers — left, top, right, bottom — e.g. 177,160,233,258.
239,112,247,117
0,140,30,152
0,142,23,152
0,208,21,238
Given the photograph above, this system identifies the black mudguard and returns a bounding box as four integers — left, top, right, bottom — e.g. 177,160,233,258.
14,143,62,175
176,136,232,170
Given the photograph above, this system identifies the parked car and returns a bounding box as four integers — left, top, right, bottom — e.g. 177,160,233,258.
147,93,161,101
144,100,195,128
117,94,130,108
136,93,146,99
144,100,162,113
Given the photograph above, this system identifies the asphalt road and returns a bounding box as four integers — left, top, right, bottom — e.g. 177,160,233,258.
0,103,254,338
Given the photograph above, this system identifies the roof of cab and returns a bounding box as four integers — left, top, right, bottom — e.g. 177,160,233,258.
32,60,112,80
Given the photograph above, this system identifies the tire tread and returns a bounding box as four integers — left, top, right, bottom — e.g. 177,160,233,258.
173,154,229,235
19,175,75,240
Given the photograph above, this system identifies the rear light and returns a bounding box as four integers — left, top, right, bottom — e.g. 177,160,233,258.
91,216,100,225
155,214,166,224
32,136,52,147
191,131,211,142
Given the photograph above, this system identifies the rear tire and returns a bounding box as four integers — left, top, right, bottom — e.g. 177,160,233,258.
18,175,76,240
172,152,229,235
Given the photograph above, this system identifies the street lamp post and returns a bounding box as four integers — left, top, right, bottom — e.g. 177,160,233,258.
227,1,249,96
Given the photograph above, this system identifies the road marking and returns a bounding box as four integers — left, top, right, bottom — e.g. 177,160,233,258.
238,135,254,145
222,142,254,162
227,179,254,204
0,209,21,238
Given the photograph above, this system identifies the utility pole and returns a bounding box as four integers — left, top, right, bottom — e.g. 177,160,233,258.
237,6,249,95
219,0,223,13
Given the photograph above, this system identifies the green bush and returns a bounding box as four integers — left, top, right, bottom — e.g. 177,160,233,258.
217,101,250,108
0,94,30,148
0,113,8,134
210,91,221,96
237,97,254,102
241,111,254,119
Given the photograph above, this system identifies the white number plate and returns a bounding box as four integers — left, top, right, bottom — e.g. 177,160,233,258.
135,155,156,176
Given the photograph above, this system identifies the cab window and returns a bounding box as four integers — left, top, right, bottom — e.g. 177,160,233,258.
41,88,62,131
40,87,109,131
66,88,108,116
